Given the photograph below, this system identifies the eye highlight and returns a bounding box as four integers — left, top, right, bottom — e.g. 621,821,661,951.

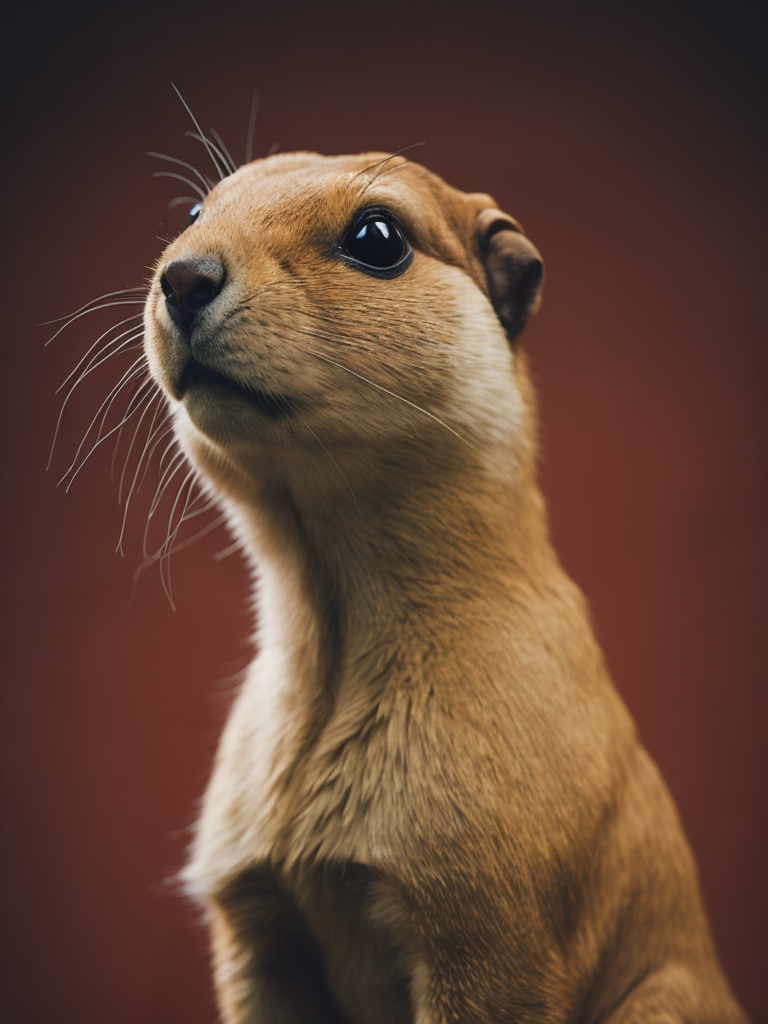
339,209,412,278
188,202,202,225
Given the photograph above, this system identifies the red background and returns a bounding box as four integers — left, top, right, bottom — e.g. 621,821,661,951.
2,1,766,1020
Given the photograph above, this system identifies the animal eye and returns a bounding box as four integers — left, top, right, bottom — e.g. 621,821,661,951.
189,202,202,225
340,212,411,276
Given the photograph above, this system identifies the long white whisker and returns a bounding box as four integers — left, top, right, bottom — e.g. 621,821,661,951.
208,128,237,175
352,142,427,188
55,314,144,394
118,389,162,504
44,301,146,346
147,151,212,191
172,84,225,182
160,468,198,608
185,131,230,180
144,440,182,557
39,288,146,327
112,383,163,483
141,426,175,488
63,379,153,490
114,395,165,553
54,356,146,479
168,196,201,211
245,89,259,165
307,350,473,448
118,394,165,497
53,329,144,442
165,470,199,553
153,171,207,200
48,325,144,470
122,408,169,500
131,511,227,606
148,448,187,520
284,398,359,509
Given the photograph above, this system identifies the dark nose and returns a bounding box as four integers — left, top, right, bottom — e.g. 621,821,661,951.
160,256,226,334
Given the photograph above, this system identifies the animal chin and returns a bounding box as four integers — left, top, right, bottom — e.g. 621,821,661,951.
176,358,292,419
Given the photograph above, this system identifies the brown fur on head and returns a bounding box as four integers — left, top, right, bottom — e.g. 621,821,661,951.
144,152,543,505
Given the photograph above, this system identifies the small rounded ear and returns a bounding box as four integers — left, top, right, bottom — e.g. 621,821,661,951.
475,207,544,343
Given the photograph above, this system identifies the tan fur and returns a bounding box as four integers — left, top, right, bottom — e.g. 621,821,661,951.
144,152,747,1023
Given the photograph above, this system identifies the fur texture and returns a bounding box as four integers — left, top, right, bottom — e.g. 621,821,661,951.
143,152,747,1023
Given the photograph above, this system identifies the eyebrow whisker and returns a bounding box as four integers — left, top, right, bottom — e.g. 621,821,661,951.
172,84,225,182
148,151,213,191
352,141,427,185
154,171,207,201
245,89,260,165
209,128,238,175
185,130,231,180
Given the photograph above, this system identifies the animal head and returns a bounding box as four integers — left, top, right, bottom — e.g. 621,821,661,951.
143,151,544,502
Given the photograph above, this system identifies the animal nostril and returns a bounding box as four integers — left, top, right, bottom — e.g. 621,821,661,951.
160,255,226,331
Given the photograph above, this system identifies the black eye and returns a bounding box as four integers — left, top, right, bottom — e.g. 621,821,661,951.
188,202,202,225
340,211,412,277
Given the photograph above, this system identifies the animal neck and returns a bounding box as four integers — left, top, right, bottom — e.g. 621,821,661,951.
224,441,560,697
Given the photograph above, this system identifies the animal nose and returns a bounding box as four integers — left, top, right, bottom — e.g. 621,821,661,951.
160,256,226,333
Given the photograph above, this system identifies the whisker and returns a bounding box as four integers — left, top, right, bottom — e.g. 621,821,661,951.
172,84,225,182
284,399,359,509
131,421,173,499
160,491,221,595
142,426,175,484
148,448,187,520
147,151,212,192
63,328,144,396
94,360,147,434
131,510,228,604
367,158,418,187
245,89,259,165
155,432,181,480
49,328,144,470
111,383,163,483
209,128,238,175
58,357,146,480
266,141,280,158
55,314,144,394
213,536,242,561
352,142,427,185
115,393,165,553
185,131,231,180
306,349,473,448
44,301,146,346
160,467,198,607
63,377,153,490
40,288,146,327
118,394,165,495
358,142,427,197
144,441,183,558
165,473,203,552
154,171,207,201
168,196,200,211
118,389,162,504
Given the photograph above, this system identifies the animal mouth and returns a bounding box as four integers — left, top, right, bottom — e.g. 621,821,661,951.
176,358,292,419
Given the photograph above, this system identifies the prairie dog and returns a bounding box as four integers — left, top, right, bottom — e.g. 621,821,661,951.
143,151,747,1023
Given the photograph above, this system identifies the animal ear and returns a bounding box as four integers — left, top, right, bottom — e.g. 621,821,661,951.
474,206,544,343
